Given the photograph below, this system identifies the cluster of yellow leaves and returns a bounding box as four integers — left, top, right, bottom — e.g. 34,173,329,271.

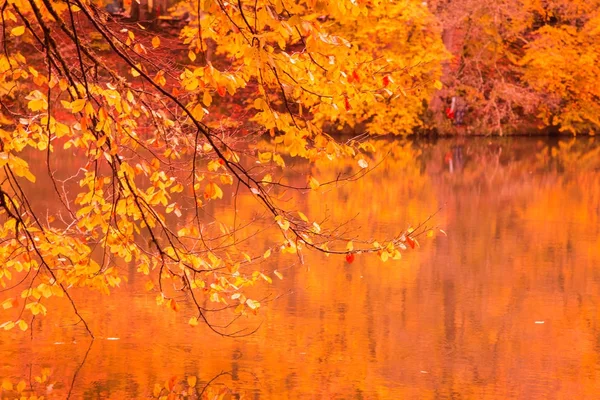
0,0,435,334
0,368,51,399
311,1,449,135
175,0,446,158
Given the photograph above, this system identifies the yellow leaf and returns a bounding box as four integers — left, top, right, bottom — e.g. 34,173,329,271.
204,182,223,200
312,221,321,233
254,97,268,110
17,319,27,331
260,273,272,284
298,211,308,222
3,10,15,23
346,241,354,251
1,379,12,390
22,169,36,183
261,174,272,184
70,99,86,113
1,298,14,309
246,299,259,310
188,316,199,326
308,176,320,190
426,230,434,238
188,51,196,62
275,216,290,231
187,376,197,387
11,26,25,36
202,91,212,106
272,153,285,168
263,249,271,259
16,380,26,393
145,281,154,291
258,151,272,163
274,270,283,280
380,251,389,262
152,36,160,48
191,104,205,121
433,80,443,90
28,98,47,112
131,67,140,77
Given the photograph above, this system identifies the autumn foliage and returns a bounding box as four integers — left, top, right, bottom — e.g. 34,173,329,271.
0,0,597,339
0,0,439,335
429,0,600,134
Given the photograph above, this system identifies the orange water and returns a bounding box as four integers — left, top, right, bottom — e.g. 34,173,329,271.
1,138,599,399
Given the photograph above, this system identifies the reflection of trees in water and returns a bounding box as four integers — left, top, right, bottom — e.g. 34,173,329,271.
3,138,600,398
415,138,600,399
2,343,248,399
417,138,600,193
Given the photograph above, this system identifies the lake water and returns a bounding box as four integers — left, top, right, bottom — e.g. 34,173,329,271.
1,137,599,399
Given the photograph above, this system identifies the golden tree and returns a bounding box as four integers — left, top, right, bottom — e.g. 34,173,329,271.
429,0,600,134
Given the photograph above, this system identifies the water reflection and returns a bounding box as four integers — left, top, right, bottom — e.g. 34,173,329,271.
1,138,600,398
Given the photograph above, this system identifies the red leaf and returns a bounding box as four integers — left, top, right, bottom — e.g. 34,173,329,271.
352,70,360,83
444,151,453,164
345,253,355,263
406,236,415,249
344,97,351,111
168,376,177,391
217,86,226,97
169,298,179,312
383,75,390,87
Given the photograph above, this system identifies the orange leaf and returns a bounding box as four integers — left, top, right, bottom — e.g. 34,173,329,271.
167,375,177,391
169,298,179,312
204,182,223,200
406,236,415,249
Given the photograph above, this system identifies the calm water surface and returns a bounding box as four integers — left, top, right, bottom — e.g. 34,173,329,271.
1,138,599,399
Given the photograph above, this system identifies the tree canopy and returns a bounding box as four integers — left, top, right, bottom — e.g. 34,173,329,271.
429,0,600,134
